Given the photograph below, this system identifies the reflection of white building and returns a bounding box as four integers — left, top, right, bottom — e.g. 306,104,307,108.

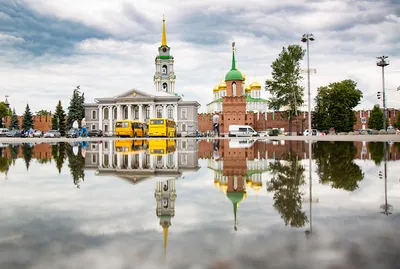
84,140,199,183
155,178,176,255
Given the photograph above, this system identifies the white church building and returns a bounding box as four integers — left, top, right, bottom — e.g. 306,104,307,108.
84,16,200,136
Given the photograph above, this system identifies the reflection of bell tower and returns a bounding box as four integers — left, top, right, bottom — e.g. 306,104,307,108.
155,179,177,255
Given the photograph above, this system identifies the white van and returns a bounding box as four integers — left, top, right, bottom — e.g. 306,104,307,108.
0,128,9,137
228,125,259,137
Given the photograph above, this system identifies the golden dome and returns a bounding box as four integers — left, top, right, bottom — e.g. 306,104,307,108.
221,184,228,194
218,81,227,90
252,184,262,192
245,85,251,92
213,85,219,92
250,81,261,89
245,179,252,189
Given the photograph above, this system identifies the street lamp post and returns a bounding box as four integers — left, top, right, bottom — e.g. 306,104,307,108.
376,56,389,130
301,34,315,132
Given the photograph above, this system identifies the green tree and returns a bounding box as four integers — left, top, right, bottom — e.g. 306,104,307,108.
313,80,363,132
265,45,306,133
313,142,364,191
0,102,10,128
52,143,66,173
67,87,85,129
36,110,51,116
66,143,85,188
266,151,308,227
367,142,390,165
22,104,34,130
52,100,67,133
22,143,33,170
8,144,20,166
9,108,19,130
367,105,388,130
0,148,12,175
393,112,400,129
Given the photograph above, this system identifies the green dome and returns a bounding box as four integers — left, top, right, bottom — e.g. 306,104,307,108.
225,70,243,81
227,192,245,204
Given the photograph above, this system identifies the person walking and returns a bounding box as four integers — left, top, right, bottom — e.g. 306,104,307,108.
80,118,88,137
212,113,220,137
72,119,79,138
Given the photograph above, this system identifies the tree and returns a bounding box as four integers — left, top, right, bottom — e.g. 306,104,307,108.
66,142,85,188
52,100,67,133
313,142,364,191
266,151,308,228
67,87,85,129
265,45,306,134
313,80,363,132
9,108,19,130
52,142,66,174
22,143,33,170
0,148,12,175
393,112,400,129
8,144,19,166
22,104,34,130
368,105,388,130
0,102,10,128
36,110,51,116
368,142,390,166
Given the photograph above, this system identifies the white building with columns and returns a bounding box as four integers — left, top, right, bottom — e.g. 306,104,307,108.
84,16,200,136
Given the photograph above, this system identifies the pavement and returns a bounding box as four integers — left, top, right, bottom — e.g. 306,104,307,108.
0,135,399,143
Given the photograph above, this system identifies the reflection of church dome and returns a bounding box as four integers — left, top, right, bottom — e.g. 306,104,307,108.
250,81,261,89
213,85,219,92
252,182,262,193
227,191,246,231
218,81,227,90
214,179,220,189
245,179,252,189
220,182,228,194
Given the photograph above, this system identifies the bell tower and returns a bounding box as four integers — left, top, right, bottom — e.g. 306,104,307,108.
154,15,176,93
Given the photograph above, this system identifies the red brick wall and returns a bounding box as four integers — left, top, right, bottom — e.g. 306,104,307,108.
226,80,243,96
3,143,52,160
4,115,52,132
222,96,247,133
354,108,399,130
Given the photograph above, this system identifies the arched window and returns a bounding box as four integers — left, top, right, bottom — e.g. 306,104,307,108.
232,82,237,96
134,106,139,119
233,176,238,190
162,198,169,208
124,107,128,119
162,82,168,92
167,106,173,119
156,106,163,118
146,106,150,119
103,108,109,120
162,65,168,74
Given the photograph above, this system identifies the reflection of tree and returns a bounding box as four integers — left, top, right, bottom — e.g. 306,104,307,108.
313,142,364,191
55,143,66,174
267,152,308,227
0,148,12,175
66,143,85,188
368,142,388,166
8,144,19,166
395,143,400,157
22,144,33,171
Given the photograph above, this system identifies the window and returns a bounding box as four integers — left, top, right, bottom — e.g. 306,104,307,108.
91,124,96,130
162,198,169,208
232,82,237,96
134,106,139,120
104,108,109,120
91,110,97,120
181,154,187,164
167,154,174,168
113,107,117,120
163,181,169,191
182,140,187,150
146,106,150,119
162,82,168,92
91,154,97,164
167,106,173,119
104,125,108,133
162,65,168,74
115,121,128,128
182,123,186,132
124,107,128,119
91,143,96,150
181,108,187,119
150,119,164,125
156,106,163,118
104,141,108,149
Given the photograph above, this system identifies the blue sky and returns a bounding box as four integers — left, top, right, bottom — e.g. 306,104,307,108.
0,0,399,114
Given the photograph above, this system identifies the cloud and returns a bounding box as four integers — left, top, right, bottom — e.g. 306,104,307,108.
0,0,399,114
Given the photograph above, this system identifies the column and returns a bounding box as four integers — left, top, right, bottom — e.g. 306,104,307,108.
150,155,154,169
99,142,103,168
163,104,167,118
139,104,143,122
139,152,143,169
109,106,114,135
174,104,178,121
98,106,103,131
128,105,132,120
163,155,167,169
116,105,121,120
173,151,178,169
128,154,132,169
117,154,122,169
150,104,154,119
109,140,114,168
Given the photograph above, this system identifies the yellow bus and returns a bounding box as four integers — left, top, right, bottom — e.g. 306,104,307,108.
148,118,176,137
148,139,176,156
115,120,146,137
115,140,148,154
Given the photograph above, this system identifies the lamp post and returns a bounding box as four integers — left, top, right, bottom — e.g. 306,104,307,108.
376,56,389,130
301,34,315,133
380,142,393,215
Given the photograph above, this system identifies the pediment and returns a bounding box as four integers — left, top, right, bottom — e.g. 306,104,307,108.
115,88,154,99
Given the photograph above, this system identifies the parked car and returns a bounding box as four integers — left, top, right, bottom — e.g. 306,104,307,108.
33,130,43,138
88,129,103,137
0,128,9,137
228,125,259,137
66,128,80,138
303,129,318,136
44,130,61,138
7,130,23,137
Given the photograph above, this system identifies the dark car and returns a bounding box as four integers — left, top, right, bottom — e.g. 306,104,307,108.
88,129,103,137
66,128,80,138
7,130,23,137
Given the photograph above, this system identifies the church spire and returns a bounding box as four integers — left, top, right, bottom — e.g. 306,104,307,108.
163,226,168,255
161,15,167,46
231,42,236,70
233,202,238,231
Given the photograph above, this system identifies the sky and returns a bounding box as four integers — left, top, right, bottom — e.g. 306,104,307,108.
1,0,400,114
